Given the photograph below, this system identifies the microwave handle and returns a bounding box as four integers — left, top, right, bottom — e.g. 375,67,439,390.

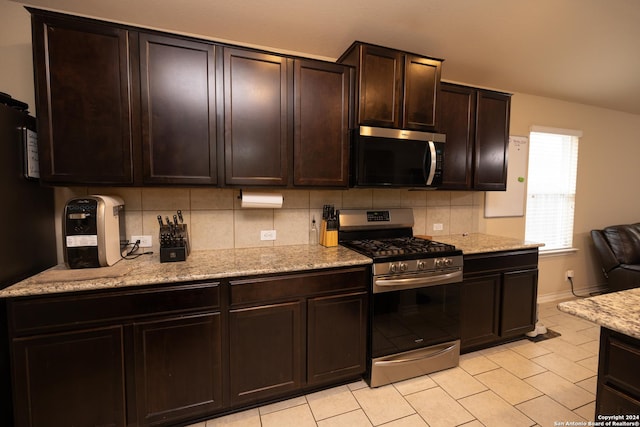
425,140,437,185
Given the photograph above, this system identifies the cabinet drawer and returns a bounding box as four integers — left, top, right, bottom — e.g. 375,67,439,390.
230,267,368,306
602,330,640,396
464,249,538,276
598,384,640,417
9,282,220,335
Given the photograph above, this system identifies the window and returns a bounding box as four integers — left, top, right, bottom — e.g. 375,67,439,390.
524,126,581,252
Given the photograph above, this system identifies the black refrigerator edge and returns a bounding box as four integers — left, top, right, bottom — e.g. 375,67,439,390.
0,98,58,426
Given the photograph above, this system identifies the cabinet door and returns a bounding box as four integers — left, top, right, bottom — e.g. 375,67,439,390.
437,83,475,189
460,274,501,351
308,292,367,386
224,48,290,186
474,90,511,190
12,326,126,427
31,13,134,184
134,313,223,426
229,301,304,405
403,54,441,130
500,269,538,338
358,45,403,128
293,60,351,187
139,33,217,184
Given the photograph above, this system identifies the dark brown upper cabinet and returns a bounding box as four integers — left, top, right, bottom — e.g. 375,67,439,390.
474,89,511,190
139,33,218,185
293,60,352,187
438,82,511,191
223,48,290,186
30,9,219,186
30,11,135,185
338,42,442,131
223,48,352,187
29,9,351,188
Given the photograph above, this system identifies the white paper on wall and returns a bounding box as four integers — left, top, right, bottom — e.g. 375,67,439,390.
484,135,529,217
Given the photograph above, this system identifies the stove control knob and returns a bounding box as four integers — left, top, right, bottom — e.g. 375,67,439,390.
400,262,408,272
389,263,398,273
434,258,443,268
445,258,453,266
417,260,426,270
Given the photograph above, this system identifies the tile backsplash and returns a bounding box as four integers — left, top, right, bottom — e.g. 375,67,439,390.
54,187,482,260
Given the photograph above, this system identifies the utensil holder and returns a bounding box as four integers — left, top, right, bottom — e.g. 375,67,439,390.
159,224,190,263
320,220,338,247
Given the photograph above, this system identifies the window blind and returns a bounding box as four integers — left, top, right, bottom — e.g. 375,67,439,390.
524,130,580,251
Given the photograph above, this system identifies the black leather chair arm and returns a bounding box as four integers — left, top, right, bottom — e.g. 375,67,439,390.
591,229,621,273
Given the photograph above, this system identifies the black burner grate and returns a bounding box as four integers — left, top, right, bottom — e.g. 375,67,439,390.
343,237,457,258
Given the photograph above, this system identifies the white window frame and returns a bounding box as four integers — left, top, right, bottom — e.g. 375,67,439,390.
525,126,582,255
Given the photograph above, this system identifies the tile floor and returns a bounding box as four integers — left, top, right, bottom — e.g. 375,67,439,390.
188,299,599,427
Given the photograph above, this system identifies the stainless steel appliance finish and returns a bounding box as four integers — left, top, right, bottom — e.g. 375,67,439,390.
359,126,446,143
369,340,460,388
338,208,462,387
351,126,446,188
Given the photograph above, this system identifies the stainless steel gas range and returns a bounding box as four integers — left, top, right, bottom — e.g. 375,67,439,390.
338,208,463,387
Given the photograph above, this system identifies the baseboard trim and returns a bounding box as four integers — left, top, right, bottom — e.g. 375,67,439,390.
537,285,606,304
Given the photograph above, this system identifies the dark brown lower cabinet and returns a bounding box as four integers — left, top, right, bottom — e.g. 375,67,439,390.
7,282,220,427
228,267,368,408
134,312,223,426
6,267,369,426
460,274,501,349
229,301,304,406
596,328,640,417
501,270,539,337
12,326,127,427
307,292,367,386
461,249,538,352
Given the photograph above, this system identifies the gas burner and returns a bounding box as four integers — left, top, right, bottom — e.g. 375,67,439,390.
343,237,458,258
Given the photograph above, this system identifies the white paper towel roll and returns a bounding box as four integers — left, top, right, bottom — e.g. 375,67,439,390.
240,191,283,209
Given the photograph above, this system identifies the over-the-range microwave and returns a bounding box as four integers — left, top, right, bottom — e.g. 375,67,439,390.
351,126,446,188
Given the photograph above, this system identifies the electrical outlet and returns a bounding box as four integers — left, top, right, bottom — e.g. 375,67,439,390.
260,230,276,241
565,269,574,280
131,235,153,247
433,223,444,231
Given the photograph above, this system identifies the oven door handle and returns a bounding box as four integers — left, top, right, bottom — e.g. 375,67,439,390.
374,270,462,290
374,342,458,366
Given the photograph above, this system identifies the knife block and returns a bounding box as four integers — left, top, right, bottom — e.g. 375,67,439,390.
320,220,338,247
159,224,190,263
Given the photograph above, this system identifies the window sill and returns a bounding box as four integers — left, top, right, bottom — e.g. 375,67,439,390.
540,247,579,257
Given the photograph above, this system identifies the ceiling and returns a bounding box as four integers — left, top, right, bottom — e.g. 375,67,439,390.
14,0,640,115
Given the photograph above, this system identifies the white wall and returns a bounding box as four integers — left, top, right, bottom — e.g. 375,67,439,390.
0,1,35,110
3,1,640,300
485,93,640,299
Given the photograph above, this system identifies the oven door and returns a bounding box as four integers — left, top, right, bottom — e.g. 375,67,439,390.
352,126,445,187
371,280,460,359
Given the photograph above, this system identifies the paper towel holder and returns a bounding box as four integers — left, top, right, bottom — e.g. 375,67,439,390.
239,189,285,200
237,189,284,208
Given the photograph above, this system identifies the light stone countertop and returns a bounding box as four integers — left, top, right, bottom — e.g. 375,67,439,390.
557,289,640,340
436,233,544,254
0,233,542,299
0,245,372,298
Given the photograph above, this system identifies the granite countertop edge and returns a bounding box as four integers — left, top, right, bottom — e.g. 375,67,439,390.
0,245,372,298
0,233,542,299
436,232,544,254
557,288,640,340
